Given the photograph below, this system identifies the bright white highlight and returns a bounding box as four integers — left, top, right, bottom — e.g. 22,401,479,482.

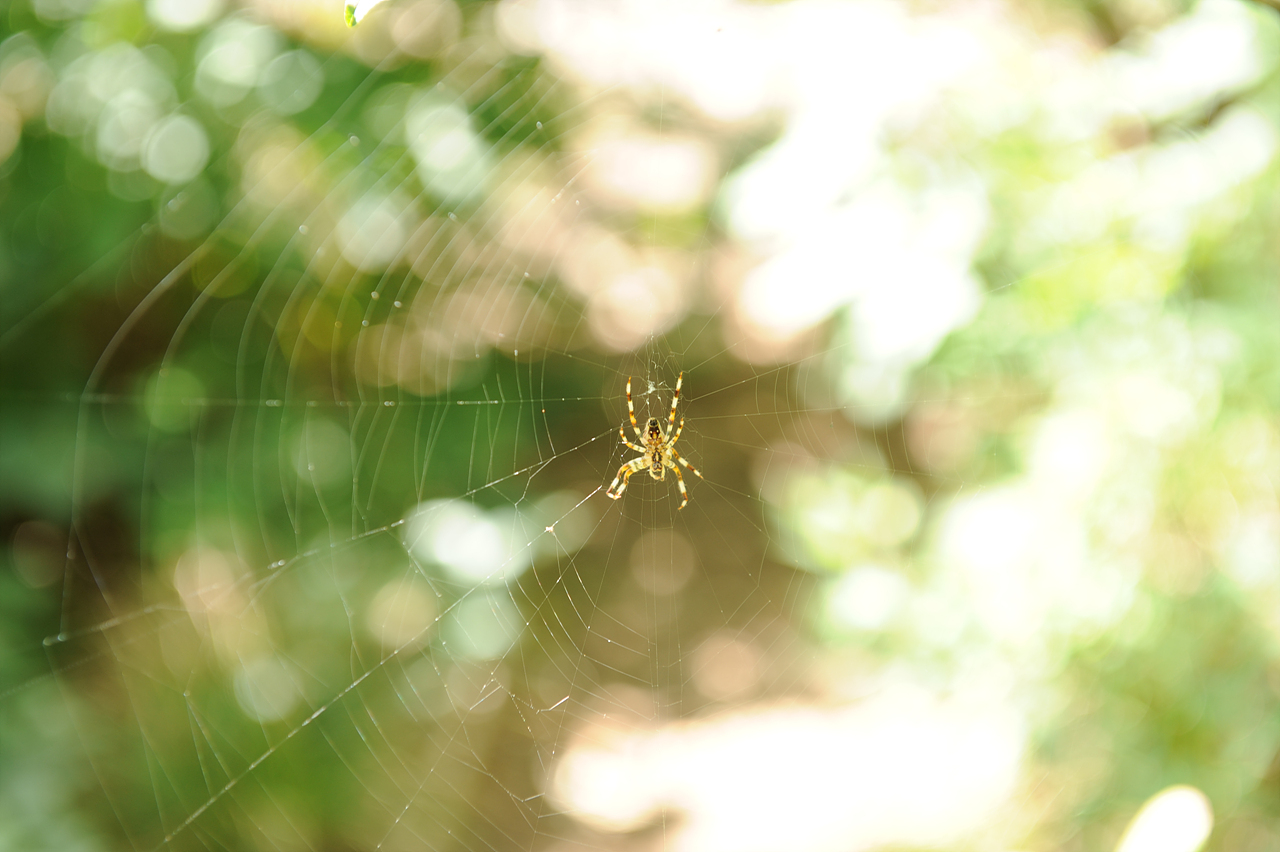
405,500,532,586
733,181,985,352
551,689,1023,852
49,44,176,146
146,0,224,32
1036,106,1276,251
501,0,991,367
1027,409,1112,503
195,19,280,108
143,114,210,184
936,484,1132,644
1115,785,1214,852
346,0,392,27
96,92,160,169
406,93,491,204
582,130,717,212
1113,370,1206,444
1109,0,1261,121
828,565,910,632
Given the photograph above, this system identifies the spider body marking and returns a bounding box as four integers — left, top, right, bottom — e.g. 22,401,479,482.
607,372,703,510
646,419,663,475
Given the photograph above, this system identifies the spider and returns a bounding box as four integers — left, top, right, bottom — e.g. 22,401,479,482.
607,372,703,510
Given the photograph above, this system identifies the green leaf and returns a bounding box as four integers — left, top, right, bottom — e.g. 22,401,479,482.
344,0,390,26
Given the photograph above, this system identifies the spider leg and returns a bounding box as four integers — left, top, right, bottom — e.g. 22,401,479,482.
668,459,689,510
669,416,685,447
626,376,643,439
607,458,647,500
667,371,683,435
619,426,645,454
670,448,703,480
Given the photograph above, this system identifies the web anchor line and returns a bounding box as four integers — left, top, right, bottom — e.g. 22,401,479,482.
144,429,613,847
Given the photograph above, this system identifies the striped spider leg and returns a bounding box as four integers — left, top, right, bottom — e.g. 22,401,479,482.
667,371,683,436
607,372,704,509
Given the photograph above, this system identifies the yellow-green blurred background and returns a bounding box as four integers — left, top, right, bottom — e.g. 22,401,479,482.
3,0,1280,850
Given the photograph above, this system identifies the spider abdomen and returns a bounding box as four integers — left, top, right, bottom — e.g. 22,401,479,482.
649,455,664,479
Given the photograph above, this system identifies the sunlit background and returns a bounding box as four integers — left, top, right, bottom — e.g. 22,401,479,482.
3,0,1280,849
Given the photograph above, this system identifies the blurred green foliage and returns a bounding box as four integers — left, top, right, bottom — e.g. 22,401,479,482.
5,0,1280,850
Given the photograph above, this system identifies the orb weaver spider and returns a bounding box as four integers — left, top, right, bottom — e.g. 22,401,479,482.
607,372,703,510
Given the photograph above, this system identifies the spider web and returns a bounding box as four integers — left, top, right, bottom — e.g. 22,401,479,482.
2,0,1277,850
